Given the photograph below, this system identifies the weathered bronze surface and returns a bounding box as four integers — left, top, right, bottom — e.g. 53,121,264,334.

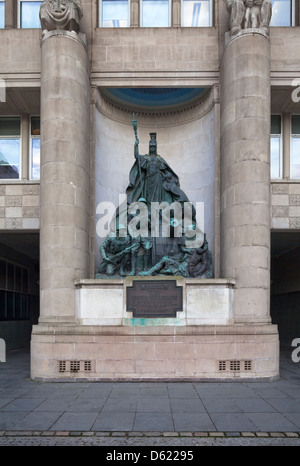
96,116,214,279
126,280,183,318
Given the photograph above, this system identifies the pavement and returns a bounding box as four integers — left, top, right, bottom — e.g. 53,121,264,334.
0,346,300,446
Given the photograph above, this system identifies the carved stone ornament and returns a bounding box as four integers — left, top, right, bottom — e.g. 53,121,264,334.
225,0,272,36
39,0,83,34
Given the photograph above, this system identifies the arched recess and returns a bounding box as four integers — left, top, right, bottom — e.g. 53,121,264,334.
91,86,219,276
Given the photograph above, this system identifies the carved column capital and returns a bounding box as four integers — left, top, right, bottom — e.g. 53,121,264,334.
39,0,83,35
225,0,272,37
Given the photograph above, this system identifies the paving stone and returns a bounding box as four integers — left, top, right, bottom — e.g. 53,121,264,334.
246,413,297,432
4,431,24,436
93,412,135,431
134,412,174,432
10,411,62,431
173,413,215,431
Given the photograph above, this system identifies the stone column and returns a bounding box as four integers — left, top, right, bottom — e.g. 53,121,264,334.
5,0,17,29
282,113,290,179
220,31,271,323
172,0,181,27
39,30,90,323
130,0,139,26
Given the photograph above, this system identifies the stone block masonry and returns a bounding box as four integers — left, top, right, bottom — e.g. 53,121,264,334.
0,184,40,230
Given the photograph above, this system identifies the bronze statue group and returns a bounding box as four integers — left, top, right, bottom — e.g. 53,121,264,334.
97,119,213,280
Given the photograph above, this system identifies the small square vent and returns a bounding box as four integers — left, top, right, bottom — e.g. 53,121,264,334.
57,360,95,373
230,360,240,371
244,360,252,371
70,360,81,372
58,360,66,372
84,360,92,371
218,360,253,372
219,360,226,371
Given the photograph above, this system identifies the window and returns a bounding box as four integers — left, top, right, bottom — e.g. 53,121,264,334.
0,117,21,179
0,259,29,321
270,115,282,179
291,115,300,179
19,0,42,28
30,116,40,180
100,0,129,27
270,0,295,27
182,0,212,27
0,115,41,181
141,0,170,27
0,1,4,28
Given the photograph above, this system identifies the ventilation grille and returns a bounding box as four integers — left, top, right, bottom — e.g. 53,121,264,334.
57,360,94,373
230,360,240,371
84,360,92,371
218,360,253,372
58,360,66,372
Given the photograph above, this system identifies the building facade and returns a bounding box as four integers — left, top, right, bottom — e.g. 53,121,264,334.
0,0,299,380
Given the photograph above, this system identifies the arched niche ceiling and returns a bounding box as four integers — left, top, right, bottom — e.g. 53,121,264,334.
100,88,207,112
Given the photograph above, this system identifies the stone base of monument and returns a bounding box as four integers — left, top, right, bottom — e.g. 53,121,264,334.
75,277,235,326
30,277,279,381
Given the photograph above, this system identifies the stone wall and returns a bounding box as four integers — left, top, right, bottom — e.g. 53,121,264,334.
91,28,219,87
0,184,40,230
271,182,300,229
270,28,300,75
0,29,41,83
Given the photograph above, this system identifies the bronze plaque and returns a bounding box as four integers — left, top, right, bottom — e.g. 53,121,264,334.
126,280,183,318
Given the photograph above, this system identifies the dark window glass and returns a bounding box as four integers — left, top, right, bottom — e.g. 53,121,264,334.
0,260,6,289
6,263,14,291
6,292,14,319
0,290,6,319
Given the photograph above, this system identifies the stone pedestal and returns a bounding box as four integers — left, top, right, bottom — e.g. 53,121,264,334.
75,278,235,326
220,30,272,324
30,320,279,381
31,276,279,381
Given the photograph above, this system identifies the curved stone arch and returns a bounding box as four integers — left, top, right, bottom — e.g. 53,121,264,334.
94,86,217,128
